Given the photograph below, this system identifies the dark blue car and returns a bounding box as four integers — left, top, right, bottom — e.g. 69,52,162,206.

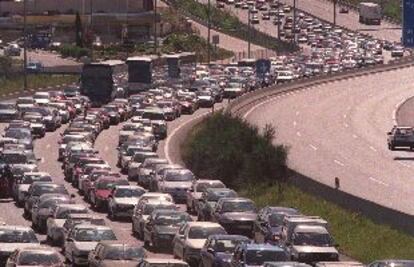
200,235,250,267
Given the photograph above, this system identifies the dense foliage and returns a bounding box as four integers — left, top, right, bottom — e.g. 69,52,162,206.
58,44,91,59
183,112,289,189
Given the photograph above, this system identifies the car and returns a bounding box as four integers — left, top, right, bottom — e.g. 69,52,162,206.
251,15,260,24
6,246,64,267
262,13,271,20
0,101,20,122
315,262,365,267
211,197,257,236
108,185,147,220
367,260,414,267
12,172,52,205
31,194,74,232
339,7,349,13
138,258,189,267
143,210,193,251
285,225,338,263
89,177,130,210
55,213,106,246
88,241,146,266
253,207,300,245
26,61,43,73
0,226,39,265
157,168,195,202
4,43,21,56
24,182,68,218
64,224,117,266
391,45,404,57
230,243,289,267
134,158,168,186
172,222,227,265
148,163,183,192
387,126,414,150
186,179,226,214
132,200,177,239
263,262,312,267
46,204,89,245
198,188,238,221
200,235,251,267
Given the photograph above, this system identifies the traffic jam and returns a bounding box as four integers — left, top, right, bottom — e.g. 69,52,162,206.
0,49,411,267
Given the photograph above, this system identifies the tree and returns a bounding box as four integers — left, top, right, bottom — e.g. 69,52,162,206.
75,12,83,47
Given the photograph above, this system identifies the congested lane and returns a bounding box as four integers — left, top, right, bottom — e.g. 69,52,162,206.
244,66,414,216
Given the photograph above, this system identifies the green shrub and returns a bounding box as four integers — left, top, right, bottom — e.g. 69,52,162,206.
59,44,91,59
183,112,288,189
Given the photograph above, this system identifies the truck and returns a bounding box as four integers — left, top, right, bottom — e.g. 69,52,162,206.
80,60,126,107
359,2,381,25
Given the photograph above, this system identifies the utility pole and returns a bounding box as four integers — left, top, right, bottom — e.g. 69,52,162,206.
23,0,27,91
154,0,158,54
333,0,337,26
125,0,129,58
292,0,296,43
207,0,211,64
277,0,281,39
248,7,251,58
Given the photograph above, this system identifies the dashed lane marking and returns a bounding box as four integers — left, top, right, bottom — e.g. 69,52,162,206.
296,131,301,137
334,159,345,167
352,134,358,139
293,121,297,127
369,176,389,187
398,161,411,168
369,146,377,152
309,144,318,151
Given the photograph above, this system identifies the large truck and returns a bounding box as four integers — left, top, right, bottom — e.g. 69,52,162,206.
80,60,126,106
359,2,381,25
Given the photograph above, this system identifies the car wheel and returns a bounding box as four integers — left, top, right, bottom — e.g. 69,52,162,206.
144,240,150,248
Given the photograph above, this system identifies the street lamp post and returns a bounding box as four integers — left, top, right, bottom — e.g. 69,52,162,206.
277,0,281,39
293,0,296,43
23,0,27,91
207,0,211,64
248,7,251,58
333,0,337,26
154,0,158,54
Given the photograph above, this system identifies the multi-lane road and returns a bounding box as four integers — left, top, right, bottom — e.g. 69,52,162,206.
243,66,414,216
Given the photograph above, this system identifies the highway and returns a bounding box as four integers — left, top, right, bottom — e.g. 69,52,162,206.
243,66,414,216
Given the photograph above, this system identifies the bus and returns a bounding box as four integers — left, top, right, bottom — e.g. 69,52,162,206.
80,60,126,106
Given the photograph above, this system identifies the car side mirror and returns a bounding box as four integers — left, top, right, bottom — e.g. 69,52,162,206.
207,247,214,254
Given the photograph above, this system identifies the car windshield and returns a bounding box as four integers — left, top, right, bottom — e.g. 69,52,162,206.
212,239,245,253
188,227,226,239
33,185,67,196
147,264,188,267
74,229,116,241
245,249,286,265
268,214,285,227
221,201,255,213
22,175,52,184
5,130,31,139
164,170,194,182
56,208,88,219
39,198,69,208
2,153,29,164
0,103,15,110
207,191,237,201
0,229,38,243
96,180,129,190
144,204,175,215
104,246,145,260
18,251,61,266
196,182,224,192
26,107,51,116
154,213,190,225
142,112,165,121
114,188,145,198
104,106,118,112
293,232,332,246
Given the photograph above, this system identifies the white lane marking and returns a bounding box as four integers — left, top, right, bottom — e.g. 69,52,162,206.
165,111,213,164
369,146,377,152
334,159,345,167
352,134,358,139
398,161,411,168
296,131,301,137
343,114,347,119
296,111,300,116
309,144,318,151
46,144,50,149
343,123,349,128
243,95,279,119
293,121,297,127
104,146,109,151
369,176,389,187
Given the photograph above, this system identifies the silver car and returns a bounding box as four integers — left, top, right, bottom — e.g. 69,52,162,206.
0,226,39,265
108,185,146,220
64,224,117,266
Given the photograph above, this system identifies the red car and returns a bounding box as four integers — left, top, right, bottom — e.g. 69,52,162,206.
89,177,129,210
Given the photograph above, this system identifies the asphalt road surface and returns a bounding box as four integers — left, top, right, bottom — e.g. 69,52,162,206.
0,49,79,67
277,0,401,43
244,66,414,216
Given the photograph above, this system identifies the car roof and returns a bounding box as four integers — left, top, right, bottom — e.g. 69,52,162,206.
243,243,286,251
73,224,112,230
294,224,328,233
316,262,364,267
186,222,222,227
208,234,250,241
0,225,33,231
144,258,188,264
115,185,145,190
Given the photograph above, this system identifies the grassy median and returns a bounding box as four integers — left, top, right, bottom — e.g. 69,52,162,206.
0,74,79,95
182,112,414,263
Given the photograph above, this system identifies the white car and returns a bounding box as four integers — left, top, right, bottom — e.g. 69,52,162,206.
0,226,39,265
108,185,146,219
391,46,404,57
172,222,226,264
64,224,116,266
186,179,226,214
